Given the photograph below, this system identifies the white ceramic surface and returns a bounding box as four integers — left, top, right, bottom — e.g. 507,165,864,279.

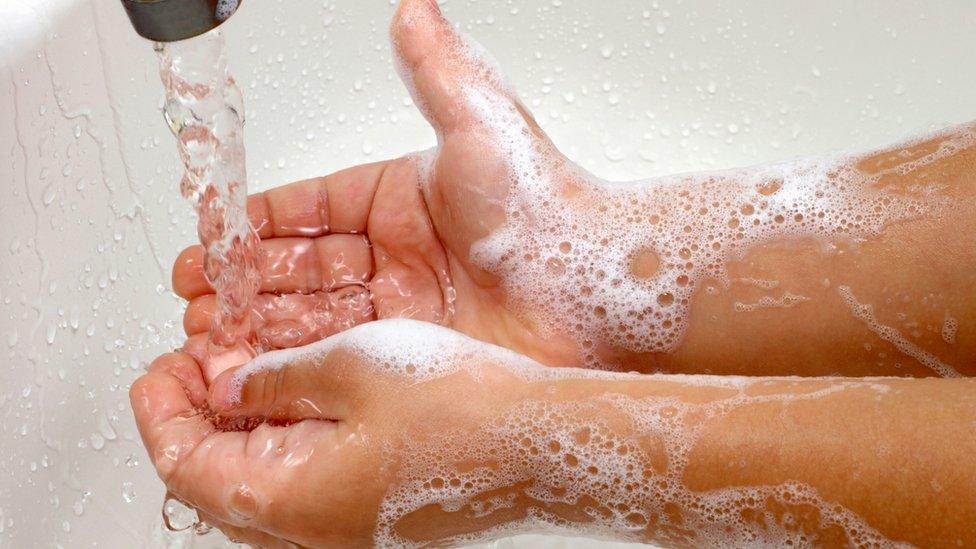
0,0,972,546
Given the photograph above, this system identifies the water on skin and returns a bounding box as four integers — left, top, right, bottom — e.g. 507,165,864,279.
232,319,908,548
155,29,266,538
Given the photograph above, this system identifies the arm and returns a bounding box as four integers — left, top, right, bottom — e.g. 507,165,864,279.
379,353,976,547
173,0,976,378
601,124,976,377
133,322,976,547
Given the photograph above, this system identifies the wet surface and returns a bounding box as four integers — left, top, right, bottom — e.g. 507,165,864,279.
0,0,974,546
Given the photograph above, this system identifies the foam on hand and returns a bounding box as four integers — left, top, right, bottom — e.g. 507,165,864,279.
227,318,902,547
316,322,901,548
392,8,971,371
466,80,967,367
228,318,544,401
446,28,976,372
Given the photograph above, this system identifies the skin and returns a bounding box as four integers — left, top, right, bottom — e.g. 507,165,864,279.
172,0,975,378
135,0,976,546
132,328,976,547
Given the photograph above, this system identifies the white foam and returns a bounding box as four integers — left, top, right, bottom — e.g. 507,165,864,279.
229,319,545,401
375,373,902,548
734,292,810,313
838,286,959,377
397,22,970,368
467,82,965,366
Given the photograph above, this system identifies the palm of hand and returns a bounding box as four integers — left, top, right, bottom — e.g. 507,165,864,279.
173,1,575,370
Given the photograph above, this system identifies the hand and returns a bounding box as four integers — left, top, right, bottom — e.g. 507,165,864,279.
133,322,976,548
173,0,976,379
131,323,534,548
172,0,578,376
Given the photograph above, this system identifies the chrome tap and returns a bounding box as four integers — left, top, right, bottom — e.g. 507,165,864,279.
121,0,243,42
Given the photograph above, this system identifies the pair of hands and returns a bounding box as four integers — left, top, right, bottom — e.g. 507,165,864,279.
136,0,576,546
133,0,976,544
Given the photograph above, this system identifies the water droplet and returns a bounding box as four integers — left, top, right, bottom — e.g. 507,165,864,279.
162,496,198,531
90,432,105,451
97,413,117,441
69,306,80,330
42,184,57,206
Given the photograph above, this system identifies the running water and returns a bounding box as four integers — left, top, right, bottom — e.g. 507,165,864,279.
156,30,262,370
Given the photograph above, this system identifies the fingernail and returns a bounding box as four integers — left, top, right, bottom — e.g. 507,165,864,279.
427,0,442,15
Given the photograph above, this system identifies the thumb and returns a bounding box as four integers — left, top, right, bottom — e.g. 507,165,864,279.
209,344,357,423
391,0,542,136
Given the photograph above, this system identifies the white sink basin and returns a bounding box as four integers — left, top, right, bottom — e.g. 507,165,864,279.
0,0,972,546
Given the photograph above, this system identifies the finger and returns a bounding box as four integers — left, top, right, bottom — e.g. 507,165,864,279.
179,333,256,385
198,511,297,549
173,245,210,300
391,0,538,135
260,234,373,294
146,352,209,408
209,344,361,422
130,353,222,485
174,421,335,534
184,288,376,349
131,354,333,533
248,161,389,239
173,234,374,300
183,295,214,335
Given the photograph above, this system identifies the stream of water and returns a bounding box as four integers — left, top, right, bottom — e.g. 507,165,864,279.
156,30,262,371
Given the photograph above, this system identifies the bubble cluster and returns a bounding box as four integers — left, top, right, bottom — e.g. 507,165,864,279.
465,83,969,366
391,19,972,368
942,315,958,345
369,335,898,547
837,286,959,378
734,292,810,313
229,319,543,400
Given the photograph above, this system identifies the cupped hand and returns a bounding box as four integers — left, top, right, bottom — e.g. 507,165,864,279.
172,0,578,374
131,322,532,548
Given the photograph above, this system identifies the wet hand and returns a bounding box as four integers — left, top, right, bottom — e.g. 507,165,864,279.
172,0,580,371
131,323,529,548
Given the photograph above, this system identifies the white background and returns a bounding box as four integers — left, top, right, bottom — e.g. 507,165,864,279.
0,0,973,546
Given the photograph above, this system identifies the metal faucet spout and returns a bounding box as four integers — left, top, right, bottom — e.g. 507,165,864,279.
121,0,243,42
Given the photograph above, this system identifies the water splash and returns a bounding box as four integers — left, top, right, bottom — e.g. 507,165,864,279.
155,31,262,356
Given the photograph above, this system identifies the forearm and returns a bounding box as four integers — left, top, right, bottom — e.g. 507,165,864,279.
501,123,976,376
650,124,976,377
385,372,976,546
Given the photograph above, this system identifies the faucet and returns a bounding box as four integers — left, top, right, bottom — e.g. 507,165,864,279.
121,0,243,42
